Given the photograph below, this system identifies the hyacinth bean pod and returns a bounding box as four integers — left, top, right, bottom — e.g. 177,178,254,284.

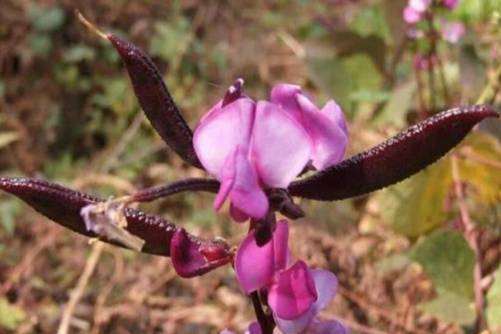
107,34,203,169
0,177,232,277
289,105,498,201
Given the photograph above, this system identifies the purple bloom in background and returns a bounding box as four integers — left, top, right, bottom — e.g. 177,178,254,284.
403,6,423,24
235,221,347,333
403,0,431,24
442,0,459,9
441,21,465,43
193,81,347,221
409,0,432,12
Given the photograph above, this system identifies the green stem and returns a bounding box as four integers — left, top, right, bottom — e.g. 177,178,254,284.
476,64,501,104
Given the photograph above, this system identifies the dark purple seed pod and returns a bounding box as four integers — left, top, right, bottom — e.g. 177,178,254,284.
289,105,498,201
107,34,202,168
0,177,232,276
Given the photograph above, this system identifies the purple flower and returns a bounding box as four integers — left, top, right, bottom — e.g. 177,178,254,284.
442,0,459,9
403,0,431,23
409,0,432,12
441,21,465,43
235,221,347,334
403,6,423,24
193,81,347,221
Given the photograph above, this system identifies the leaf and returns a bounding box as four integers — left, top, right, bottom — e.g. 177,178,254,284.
0,298,26,331
487,266,501,330
29,5,65,32
411,230,475,298
418,291,475,326
374,81,416,128
0,198,21,235
306,56,353,108
458,133,501,207
411,230,475,326
378,159,452,237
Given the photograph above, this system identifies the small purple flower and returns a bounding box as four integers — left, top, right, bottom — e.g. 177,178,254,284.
409,0,432,12
403,6,423,24
403,0,431,24
193,81,347,221
441,21,465,43
442,0,459,9
235,221,347,334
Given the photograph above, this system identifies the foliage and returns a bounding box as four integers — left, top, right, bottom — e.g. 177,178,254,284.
0,0,499,333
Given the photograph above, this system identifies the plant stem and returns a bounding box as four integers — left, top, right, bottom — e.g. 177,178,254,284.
451,156,485,333
250,291,275,334
476,63,501,104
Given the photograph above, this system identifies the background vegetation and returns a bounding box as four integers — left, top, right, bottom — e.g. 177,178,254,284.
0,0,499,333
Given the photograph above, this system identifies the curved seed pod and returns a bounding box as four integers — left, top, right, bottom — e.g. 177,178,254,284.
131,178,220,203
107,34,202,168
0,177,231,277
289,105,498,201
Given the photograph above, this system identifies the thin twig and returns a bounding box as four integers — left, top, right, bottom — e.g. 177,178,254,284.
57,242,105,334
451,156,485,332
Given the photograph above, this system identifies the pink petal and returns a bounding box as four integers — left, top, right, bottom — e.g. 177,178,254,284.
229,147,268,219
403,6,422,23
268,261,318,320
309,320,349,334
296,95,348,170
442,0,459,9
321,100,348,137
247,322,262,334
441,21,465,43
251,101,311,187
235,220,290,293
193,98,255,177
409,0,431,12
310,269,338,311
235,228,275,293
273,220,289,271
270,84,304,121
274,307,316,334
230,203,250,223
170,228,206,277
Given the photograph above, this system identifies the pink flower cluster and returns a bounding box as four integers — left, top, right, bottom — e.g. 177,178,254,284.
194,80,348,333
403,0,465,44
193,80,347,221
235,221,347,334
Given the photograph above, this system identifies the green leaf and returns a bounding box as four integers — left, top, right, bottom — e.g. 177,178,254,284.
306,56,352,108
411,230,475,298
0,298,26,331
418,291,475,326
29,6,65,32
411,230,475,326
0,199,21,235
378,160,452,237
374,81,416,128
458,133,501,208
487,266,501,330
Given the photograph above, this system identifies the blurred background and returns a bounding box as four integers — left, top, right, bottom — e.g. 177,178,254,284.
0,0,500,333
